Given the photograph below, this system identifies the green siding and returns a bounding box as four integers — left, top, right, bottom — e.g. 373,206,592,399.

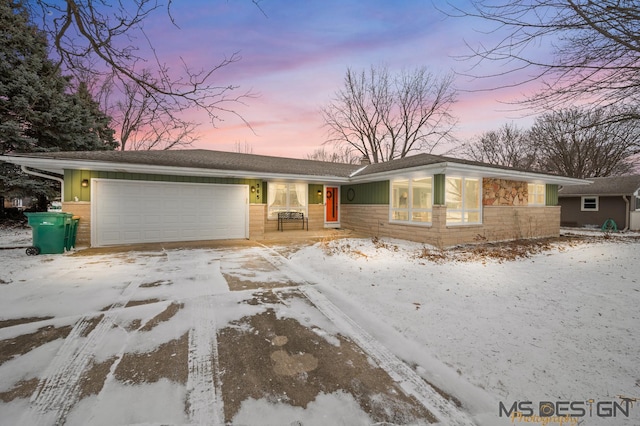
308,184,324,204
63,170,263,203
546,184,558,206
340,181,389,204
433,174,445,205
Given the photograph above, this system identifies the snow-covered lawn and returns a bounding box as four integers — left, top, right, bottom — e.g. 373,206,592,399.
0,226,639,425
293,235,640,425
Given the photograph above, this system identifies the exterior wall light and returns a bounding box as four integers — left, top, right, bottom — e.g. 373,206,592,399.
251,186,256,193
81,179,89,188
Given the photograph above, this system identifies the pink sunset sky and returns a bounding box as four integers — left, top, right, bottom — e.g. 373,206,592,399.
135,0,549,158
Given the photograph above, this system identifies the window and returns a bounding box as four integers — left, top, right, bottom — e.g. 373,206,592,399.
528,183,546,206
446,177,481,224
581,196,599,211
267,182,307,219
390,177,433,224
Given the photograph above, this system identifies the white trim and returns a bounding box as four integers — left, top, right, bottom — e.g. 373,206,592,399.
20,166,65,202
266,181,308,220
445,176,482,225
389,177,434,225
323,185,341,228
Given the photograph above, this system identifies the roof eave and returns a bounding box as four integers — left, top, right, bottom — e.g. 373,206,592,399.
0,155,351,183
1,154,591,186
350,161,590,185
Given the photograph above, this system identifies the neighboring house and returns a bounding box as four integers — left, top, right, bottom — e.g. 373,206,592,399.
1,196,34,211
558,175,640,231
0,150,586,248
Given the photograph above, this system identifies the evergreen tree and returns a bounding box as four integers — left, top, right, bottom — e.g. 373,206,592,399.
0,1,116,206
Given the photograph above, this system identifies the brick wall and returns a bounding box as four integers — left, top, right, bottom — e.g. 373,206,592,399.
341,204,561,248
249,204,266,239
62,202,91,247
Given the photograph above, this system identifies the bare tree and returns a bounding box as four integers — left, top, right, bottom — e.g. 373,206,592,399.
463,123,537,169
448,0,640,123
81,69,198,151
322,65,457,163
233,141,254,154
305,146,360,164
531,107,640,178
29,1,256,149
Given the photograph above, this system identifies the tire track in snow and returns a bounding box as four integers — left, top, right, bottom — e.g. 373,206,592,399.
20,256,162,426
187,295,225,425
185,256,226,425
257,245,478,426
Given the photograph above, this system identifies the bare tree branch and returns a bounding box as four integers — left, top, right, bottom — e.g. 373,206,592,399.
322,65,457,163
445,0,640,123
29,0,258,149
463,122,537,169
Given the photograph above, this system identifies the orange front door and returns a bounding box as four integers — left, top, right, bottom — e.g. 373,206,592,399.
325,187,339,222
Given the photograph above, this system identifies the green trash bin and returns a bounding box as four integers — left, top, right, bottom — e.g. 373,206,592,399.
66,216,80,251
24,212,73,254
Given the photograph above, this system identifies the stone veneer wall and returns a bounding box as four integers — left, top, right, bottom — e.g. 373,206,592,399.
340,204,560,248
62,202,91,247
483,178,529,206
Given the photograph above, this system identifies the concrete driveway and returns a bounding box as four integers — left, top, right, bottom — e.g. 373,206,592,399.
0,238,475,425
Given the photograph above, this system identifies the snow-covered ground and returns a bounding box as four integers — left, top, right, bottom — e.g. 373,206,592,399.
0,226,639,425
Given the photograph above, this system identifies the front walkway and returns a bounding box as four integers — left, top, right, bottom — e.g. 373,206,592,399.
72,228,362,256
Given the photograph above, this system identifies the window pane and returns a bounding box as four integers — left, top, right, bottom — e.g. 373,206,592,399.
466,211,480,223
446,211,462,223
446,178,462,209
393,210,409,221
288,184,306,208
528,184,545,205
270,183,287,208
412,178,432,209
583,198,597,209
392,180,409,208
412,211,432,222
464,179,479,209
267,182,307,218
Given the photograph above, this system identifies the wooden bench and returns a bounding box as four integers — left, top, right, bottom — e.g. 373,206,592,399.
277,211,308,231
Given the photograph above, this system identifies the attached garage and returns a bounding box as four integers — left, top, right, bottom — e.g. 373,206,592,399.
91,179,248,247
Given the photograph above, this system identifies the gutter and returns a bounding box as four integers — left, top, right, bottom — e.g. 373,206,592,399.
623,195,630,231
21,166,65,202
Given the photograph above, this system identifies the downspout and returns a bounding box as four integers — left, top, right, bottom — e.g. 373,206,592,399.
21,166,65,203
622,196,630,231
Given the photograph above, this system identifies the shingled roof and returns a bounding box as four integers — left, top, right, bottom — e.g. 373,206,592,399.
559,175,640,196
11,149,360,178
2,149,587,185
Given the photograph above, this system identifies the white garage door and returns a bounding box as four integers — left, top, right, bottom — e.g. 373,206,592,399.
92,179,248,246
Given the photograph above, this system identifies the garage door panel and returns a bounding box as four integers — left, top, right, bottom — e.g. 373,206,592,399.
93,180,248,246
